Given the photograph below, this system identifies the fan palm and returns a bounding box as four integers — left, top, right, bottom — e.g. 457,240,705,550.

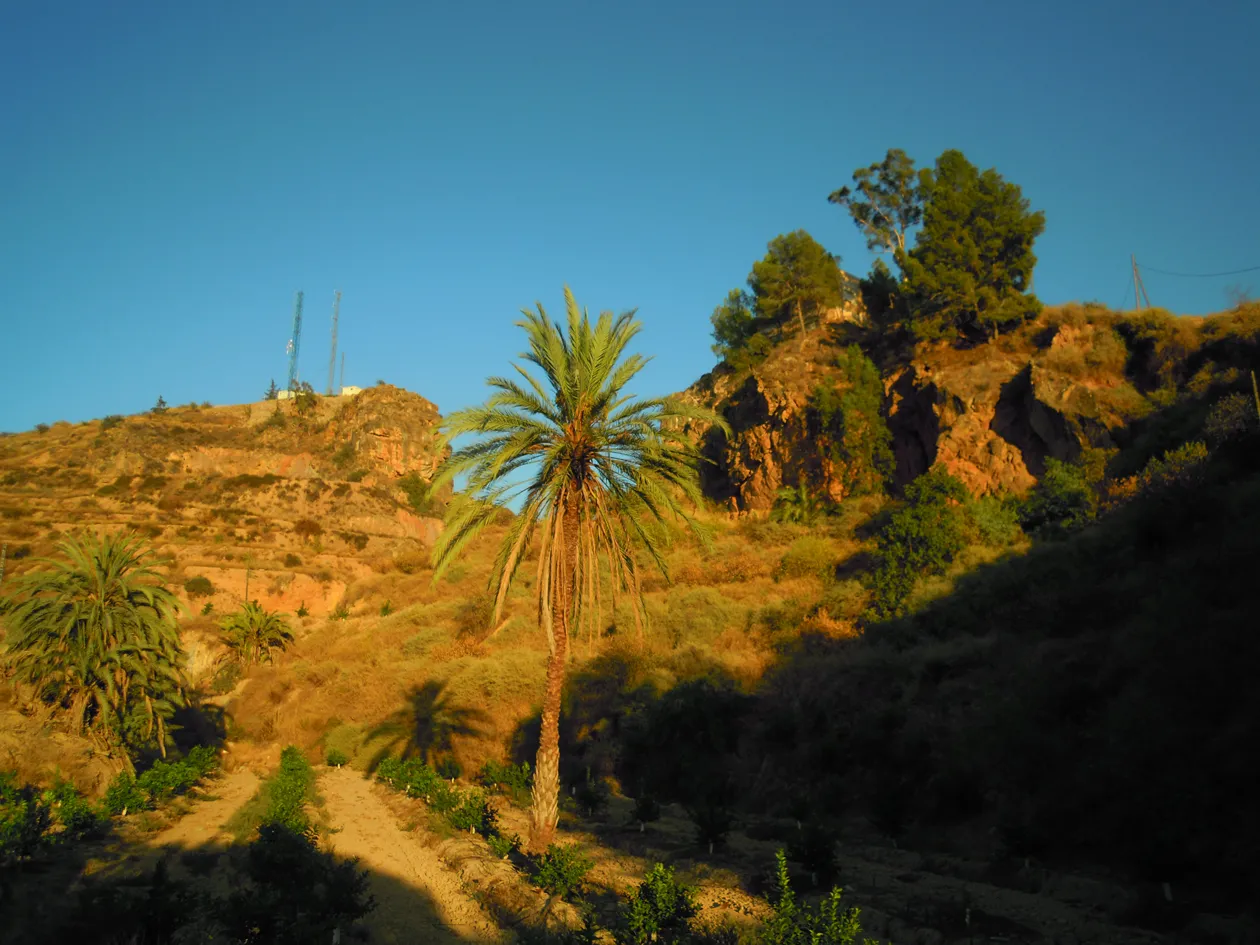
431,286,724,851
219,601,295,666
1,531,187,757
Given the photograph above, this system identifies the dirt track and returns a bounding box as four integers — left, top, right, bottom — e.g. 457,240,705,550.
319,765,504,944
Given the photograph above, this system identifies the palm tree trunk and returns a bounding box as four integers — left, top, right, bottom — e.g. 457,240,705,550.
528,498,579,853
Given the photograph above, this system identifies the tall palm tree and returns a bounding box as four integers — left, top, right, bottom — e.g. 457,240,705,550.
431,287,723,851
219,600,295,666
1,531,187,757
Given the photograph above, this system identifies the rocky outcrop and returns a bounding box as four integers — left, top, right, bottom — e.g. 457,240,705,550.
684,320,1147,508
326,384,445,479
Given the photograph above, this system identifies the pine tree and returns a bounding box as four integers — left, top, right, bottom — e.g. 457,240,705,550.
749,231,850,350
264,379,279,401
902,150,1045,342
152,396,168,415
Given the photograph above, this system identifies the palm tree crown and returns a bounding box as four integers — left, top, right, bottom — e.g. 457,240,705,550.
1,531,187,756
430,286,722,850
219,601,295,667
433,286,717,643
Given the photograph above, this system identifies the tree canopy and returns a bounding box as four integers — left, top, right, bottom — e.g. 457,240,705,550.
828,147,924,273
710,231,850,365
1,532,188,757
902,149,1045,341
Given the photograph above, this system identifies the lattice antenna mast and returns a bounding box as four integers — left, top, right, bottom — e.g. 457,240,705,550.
340,352,345,392
326,290,341,395
1131,255,1152,310
286,290,304,391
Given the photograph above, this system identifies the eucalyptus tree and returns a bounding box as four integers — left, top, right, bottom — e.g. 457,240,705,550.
431,287,722,851
1,532,187,757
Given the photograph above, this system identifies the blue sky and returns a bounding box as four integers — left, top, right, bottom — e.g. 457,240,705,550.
2,0,1257,433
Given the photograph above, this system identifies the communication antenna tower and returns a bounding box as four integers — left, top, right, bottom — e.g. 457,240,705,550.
1131,255,1152,310
340,352,345,392
326,290,341,395
287,290,304,391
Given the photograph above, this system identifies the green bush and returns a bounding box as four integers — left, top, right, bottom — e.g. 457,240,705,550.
632,794,661,830
760,850,875,945
100,415,123,431
101,773,152,816
777,536,836,580
283,553,302,568
210,661,242,695
325,748,350,767
1204,392,1258,445
487,831,522,859
531,843,594,900
865,469,970,619
476,759,532,795
969,494,1023,545
1,772,52,863
264,747,315,834
183,575,215,599
1017,459,1095,538
615,863,697,945
44,778,104,839
447,790,497,835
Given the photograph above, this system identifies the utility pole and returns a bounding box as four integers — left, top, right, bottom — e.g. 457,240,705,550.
1131,255,1152,310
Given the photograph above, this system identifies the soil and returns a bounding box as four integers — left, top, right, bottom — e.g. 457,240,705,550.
318,765,504,944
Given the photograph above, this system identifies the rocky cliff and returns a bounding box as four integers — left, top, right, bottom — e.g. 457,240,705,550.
683,312,1159,511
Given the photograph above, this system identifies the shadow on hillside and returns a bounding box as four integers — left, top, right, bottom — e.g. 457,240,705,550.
1,831,487,944
365,679,490,773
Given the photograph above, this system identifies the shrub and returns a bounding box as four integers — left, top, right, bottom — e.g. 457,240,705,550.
1136,440,1209,495
615,863,697,945
45,778,104,839
35,423,50,434
760,850,872,945
487,831,522,859
1,772,52,863
687,797,734,853
865,469,970,619
135,747,219,803
778,536,836,580
632,794,661,831
294,519,323,542
1017,458,1095,538
325,748,349,767
477,759,532,796
100,415,123,431
210,661,242,695
264,747,315,834
398,472,441,516
183,575,215,599
786,821,838,884
1204,392,1258,445
447,790,497,835
331,441,356,468
101,773,152,816
574,777,611,817
969,494,1023,545
531,843,594,900
379,599,393,616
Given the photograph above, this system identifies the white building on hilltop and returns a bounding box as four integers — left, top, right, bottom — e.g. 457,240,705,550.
340,385,363,397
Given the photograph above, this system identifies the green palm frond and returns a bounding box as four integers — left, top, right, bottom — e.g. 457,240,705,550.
1,531,188,755
431,286,728,652
219,601,295,667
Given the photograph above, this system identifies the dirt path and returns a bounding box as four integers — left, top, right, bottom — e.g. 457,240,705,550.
148,766,260,850
319,766,504,945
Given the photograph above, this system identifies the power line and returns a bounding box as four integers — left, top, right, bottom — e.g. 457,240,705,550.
1137,262,1260,278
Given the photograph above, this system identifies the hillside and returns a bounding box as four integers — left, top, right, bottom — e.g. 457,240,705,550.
3,301,1260,942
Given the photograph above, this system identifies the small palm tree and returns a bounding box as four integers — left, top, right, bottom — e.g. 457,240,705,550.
218,601,294,666
431,286,722,851
1,532,187,757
